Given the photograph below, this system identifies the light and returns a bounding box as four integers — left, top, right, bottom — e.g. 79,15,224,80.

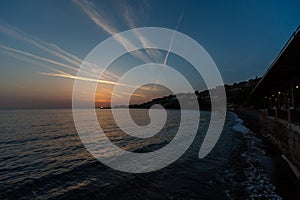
278,91,281,95
296,85,299,89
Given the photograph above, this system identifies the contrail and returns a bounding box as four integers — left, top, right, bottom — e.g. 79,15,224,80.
0,24,121,82
163,11,184,65
0,45,79,72
152,11,184,92
38,71,136,88
73,0,153,63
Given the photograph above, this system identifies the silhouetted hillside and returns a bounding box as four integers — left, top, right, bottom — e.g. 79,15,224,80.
128,78,262,110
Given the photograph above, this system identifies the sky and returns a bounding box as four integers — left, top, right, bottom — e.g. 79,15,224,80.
0,0,300,109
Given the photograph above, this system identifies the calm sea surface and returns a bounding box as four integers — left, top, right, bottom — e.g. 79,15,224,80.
0,109,299,199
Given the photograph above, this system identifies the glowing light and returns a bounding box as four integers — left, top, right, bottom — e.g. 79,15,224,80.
39,72,134,87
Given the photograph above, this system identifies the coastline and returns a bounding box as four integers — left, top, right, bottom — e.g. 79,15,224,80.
233,108,300,199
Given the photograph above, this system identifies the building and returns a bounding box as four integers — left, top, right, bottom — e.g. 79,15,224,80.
251,26,300,174
252,26,300,122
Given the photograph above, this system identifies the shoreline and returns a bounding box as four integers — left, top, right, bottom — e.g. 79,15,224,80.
233,108,300,199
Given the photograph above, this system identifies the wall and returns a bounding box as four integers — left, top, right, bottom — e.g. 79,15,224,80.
259,110,300,170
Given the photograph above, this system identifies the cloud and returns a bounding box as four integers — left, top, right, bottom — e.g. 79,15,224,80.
0,47,69,75
73,0,118,36
38,71,132,87
142,0,150,8
120,1,164,63
73,0,157,63
0,23,120,82
0,24,81,67
0,45,79,72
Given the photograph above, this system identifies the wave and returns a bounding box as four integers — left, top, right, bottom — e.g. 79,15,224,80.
221,112,282,199
229,112,249,134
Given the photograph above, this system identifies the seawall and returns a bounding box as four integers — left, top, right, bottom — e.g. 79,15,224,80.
259,110,300,177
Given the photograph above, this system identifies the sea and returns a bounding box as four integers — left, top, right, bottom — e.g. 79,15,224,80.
0,109,300,199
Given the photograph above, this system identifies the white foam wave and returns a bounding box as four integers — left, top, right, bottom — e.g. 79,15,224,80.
230,112,249,134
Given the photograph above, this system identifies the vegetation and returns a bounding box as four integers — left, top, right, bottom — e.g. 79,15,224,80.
128,78,264,110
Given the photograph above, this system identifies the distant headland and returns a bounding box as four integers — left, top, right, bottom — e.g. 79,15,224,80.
101,77,262,110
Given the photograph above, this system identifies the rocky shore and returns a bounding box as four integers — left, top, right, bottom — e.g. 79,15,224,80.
234,108,300,199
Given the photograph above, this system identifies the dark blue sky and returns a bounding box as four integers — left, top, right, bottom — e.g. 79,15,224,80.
0,0,300,108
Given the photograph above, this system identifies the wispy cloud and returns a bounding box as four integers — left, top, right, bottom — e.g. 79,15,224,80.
0,45,79,72
121,1,163,62
0,24,81,67
73,0,159,63
142,0,150,8
0,23,120,82
0,1,180,104
0,47,69,75
72,0,117,36
38,71,132,87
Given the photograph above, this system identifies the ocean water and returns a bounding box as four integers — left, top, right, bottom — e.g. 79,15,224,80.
0,109,294,199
